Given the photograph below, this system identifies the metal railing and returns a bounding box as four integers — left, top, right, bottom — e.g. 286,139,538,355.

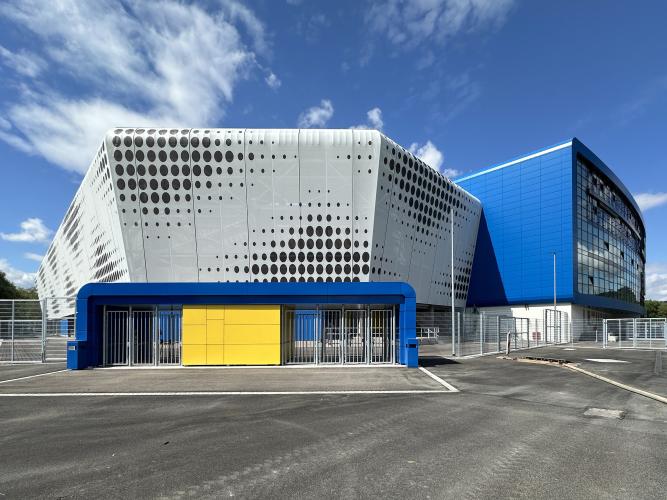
603,318,667,349
282,306,396,365
0,298,75,363
416,309,571,357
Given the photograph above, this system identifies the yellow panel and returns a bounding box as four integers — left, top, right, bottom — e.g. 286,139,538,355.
206,319,224,344
182,324,207,345
225,305,280,325
207,305,225,320
206,345,224,365
223,344,280,365
223,323,280,345
182,345,207,365
183,306,206,325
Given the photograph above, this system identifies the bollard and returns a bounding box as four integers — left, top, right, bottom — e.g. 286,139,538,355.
506,330,512,355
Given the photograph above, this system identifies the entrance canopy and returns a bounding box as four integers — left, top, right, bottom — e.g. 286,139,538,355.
69,282,417,369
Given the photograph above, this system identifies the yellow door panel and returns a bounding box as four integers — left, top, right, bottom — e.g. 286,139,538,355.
182,345,207,365
183,306,206,325
206,320,224,344
207,305,225,320
206,345,224,365
182,324,207,345
224,324,280,345
223,344,280,365
225,305,280,325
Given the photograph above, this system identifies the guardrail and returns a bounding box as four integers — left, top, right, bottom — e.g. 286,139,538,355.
0,298,75,363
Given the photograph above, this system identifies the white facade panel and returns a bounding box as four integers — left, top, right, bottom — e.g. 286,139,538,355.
38,128,482,313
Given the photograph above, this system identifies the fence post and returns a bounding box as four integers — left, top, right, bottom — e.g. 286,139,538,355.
154,305,159,367
10,300,15,363
496,316,501,353
451,308,456,356
480,314,484,356
457,311,461,356
632,318,637,349
41,298,47,363
102,305,107,366
602,319,607,349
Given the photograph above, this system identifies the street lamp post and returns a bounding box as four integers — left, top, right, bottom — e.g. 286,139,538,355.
451,209,456,356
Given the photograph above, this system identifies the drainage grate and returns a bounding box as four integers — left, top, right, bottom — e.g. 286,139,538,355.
584,407,625,419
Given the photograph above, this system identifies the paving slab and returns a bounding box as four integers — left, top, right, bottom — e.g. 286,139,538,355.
0,366,448,394
0,362,66,382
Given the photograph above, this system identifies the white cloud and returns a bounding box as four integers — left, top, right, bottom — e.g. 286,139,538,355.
634,192,667,212
24,252,44,262
265,72,281,89
0,44,46,77
0,0,272,173
297,99,334,128
646,263,667,301
0,258,36,288
0,218,53,243
366,0,515,49
408,140,462,178
351,107,384,131
367,107,383,130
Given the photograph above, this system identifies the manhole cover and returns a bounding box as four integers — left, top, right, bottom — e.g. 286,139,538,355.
584,408,625,419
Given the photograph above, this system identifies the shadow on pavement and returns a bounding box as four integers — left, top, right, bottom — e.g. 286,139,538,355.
419,356,460,367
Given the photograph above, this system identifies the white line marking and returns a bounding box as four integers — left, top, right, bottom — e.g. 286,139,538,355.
584,358,629,363
418,367,460,392
0,390,456,397
565,364,667,405
0,369,68,385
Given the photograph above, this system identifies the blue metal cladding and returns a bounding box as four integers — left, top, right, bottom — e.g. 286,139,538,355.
68,281,417,369
456,142,574,307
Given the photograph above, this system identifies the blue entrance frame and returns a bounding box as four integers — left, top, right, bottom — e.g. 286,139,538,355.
69,281,418,369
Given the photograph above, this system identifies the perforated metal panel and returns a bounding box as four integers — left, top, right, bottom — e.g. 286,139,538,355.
38,128,482,309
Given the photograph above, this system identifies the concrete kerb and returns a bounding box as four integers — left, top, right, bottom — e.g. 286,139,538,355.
500,354,667,405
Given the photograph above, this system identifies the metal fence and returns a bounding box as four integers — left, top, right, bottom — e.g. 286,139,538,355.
103,306,182,366
282,306,396,365
603,318,667,349
0,298,74,363
416,309,571,357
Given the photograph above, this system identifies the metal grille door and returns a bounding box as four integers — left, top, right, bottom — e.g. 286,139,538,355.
320,309,342,363
103,307,182,366
283,307,395,365
370,309,394,363
132,310,154,366
282,310,318,364
158,310,182,365
104,310,129,366
344,310,367,363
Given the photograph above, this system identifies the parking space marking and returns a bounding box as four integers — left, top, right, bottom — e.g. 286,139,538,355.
0,389,457,397
418,367,460,392
0,369,68,385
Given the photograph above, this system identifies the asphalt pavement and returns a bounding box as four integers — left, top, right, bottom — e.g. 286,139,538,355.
1,347,666,499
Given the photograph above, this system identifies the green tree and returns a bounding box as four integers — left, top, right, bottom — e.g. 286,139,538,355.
0,271,38,299
645,299,667,318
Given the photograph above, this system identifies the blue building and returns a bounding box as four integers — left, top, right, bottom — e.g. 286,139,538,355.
456,138,646,325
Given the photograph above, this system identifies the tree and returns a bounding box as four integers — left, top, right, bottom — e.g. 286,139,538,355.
0,271,38,299
645,299,667,318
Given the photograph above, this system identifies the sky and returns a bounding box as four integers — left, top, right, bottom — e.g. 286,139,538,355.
0,0,665,299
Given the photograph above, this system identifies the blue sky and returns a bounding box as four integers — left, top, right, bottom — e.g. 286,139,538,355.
0,0,665,298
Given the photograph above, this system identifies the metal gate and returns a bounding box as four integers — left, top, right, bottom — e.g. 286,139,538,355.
103,307,182,366
282,306,395,365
